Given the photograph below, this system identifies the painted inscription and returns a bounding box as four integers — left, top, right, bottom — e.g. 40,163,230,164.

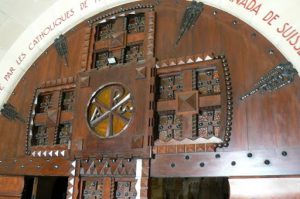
229,0,300,57
0,1,98,94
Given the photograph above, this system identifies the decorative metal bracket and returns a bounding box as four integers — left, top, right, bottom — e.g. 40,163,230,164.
176,1,204,45
240,62,298,100
54,34,68,66
0,103,25,123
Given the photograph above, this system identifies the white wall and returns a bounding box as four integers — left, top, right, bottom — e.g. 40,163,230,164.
0,0,299,108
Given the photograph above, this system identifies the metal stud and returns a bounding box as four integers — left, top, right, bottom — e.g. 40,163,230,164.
231,161,236,166
227,106,233,111
226,81,231,86
225,132,231,136
225,77,231,82
223,143,229,147
264,160,270,165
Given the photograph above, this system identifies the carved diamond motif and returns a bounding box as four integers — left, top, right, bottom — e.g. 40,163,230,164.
176,91,198,115
110,32,126,50
136,66,147,79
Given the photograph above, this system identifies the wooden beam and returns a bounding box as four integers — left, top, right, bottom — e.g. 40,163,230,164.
151,148,300,177
199,95,221,108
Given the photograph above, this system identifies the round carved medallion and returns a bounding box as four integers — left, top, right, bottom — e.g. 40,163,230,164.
87,83,134,138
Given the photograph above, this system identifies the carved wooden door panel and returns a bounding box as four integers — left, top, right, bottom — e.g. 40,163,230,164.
72,7,156,159
72,59,155,158
78,158,148,199
153,56,232,154
71,6,156,199
27,81,76,157
72,2,234,196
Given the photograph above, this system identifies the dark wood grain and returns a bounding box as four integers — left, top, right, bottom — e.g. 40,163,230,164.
0,1,299,198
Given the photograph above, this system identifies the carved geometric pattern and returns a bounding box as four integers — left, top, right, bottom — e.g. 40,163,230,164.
127,13,145,33
155,54,233,150
36,93,52,113
95,21,114,41
82,180,104,198
47,109,58,127
193,68,220,95
31,125,48,146
158,112,182,142
158,74,183,99
56,123,72,144
110,32,126,49
94,51,112,69
91,9,155,70
88,4,154,25
80,75,90,88
146,12,155,57
115,181,137,198
125,43,144,63
196,108,221,139
80,158,136,177
136,66,147,79
27,83,75,154
176,91,198,115
66,161,76,199
31,149,66,157
61,90,75,111
156,53,213,68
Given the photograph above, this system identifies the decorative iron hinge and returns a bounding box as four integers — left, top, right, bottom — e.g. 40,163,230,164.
54,34,68,66
176,1,204,45
0,103,25,123
240,62,298,100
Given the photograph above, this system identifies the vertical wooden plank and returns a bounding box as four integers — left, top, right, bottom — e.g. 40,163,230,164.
0,176,24,199
103,177,113,198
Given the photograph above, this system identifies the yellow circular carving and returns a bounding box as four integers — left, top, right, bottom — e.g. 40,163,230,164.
87,83,134,138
